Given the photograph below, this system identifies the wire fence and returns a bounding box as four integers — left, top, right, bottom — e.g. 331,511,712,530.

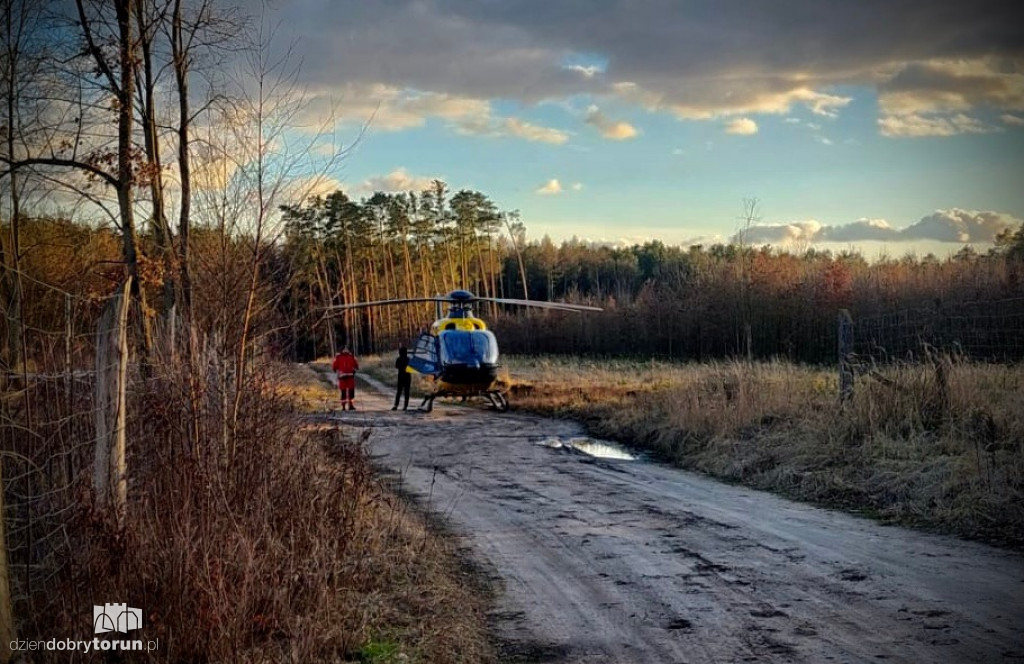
837,297,1024,405
1,274,267,647
1,278,114,638
851,297,1024,364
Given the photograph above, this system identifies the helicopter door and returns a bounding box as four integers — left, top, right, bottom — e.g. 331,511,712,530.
407,332,440,375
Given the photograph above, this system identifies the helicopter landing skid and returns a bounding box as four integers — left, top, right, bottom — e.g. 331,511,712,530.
485,391,509,412
417,390,508,413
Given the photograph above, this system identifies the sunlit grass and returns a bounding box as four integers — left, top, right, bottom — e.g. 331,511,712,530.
502,355,1024,546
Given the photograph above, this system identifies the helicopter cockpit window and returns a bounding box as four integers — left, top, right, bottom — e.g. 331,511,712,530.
438,330,498,366
412,332,438,362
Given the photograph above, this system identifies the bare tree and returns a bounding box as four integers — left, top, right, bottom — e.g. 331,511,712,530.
504,210,529,300
0,1,155,364
187,11,344,456
169,0,238,326
0,0,44,378
737,196,760,362
134,0,175,315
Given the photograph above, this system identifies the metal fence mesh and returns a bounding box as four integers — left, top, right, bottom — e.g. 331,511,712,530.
852,297,1024,364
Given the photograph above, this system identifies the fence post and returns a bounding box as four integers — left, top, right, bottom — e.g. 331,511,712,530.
838,309,854,403
65,294,73,408
0,460,15,662
93,279,131,525
162,303,177,361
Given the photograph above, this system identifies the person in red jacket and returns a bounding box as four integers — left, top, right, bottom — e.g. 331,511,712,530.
331,347,359,410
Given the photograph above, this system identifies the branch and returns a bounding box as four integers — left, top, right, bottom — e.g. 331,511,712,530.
32,170,120,228
74,0,120,94
0,156,117,188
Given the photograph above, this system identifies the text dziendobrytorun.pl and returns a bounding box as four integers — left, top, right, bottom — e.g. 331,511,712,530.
9,638,159,652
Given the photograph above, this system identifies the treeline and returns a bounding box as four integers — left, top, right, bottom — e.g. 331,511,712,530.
9,198,1024,367
279,188,1024,363
490,238,1024,361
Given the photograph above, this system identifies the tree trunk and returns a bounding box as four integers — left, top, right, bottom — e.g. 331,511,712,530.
114,0,153,367
2,0,24,378
171,0,194,327
135,0,175,316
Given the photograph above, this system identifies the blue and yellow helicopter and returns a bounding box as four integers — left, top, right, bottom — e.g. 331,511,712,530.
328,290,601,411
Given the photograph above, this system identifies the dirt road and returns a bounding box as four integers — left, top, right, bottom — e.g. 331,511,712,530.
323,370,1024,663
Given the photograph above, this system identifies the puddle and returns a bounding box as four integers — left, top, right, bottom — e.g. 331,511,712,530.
537,436,637,461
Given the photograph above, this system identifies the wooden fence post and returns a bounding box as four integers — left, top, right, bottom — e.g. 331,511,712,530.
161,303,177,361
65,293,73,410
838,309,854,403
93,279,131,525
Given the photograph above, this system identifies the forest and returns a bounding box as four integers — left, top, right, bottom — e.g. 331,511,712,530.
8,193,1023,376
277,189,1024,362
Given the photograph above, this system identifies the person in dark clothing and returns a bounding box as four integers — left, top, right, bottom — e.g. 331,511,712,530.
392,346,412,410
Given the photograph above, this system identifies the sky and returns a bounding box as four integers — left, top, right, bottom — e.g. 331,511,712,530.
249,0,1024,255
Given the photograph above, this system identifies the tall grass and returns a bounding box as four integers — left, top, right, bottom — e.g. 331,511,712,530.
8,361,493,662
505,356,1024,547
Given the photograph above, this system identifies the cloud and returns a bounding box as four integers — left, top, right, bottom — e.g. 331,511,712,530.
285,174,345,201
800,90,854,118
878,112,999,137
612,81,853,121
192,156,239,191
298,84,486,132
302,84,567,143
356,168,439,194
739,220,823,244
245,0,1020,136
610,81,851,120
735,209,1021,245
724,118,758,135
571,182,583,191
1002,113,1024,126
876,58,1024,136
536,179,562,195
584,106,638,140
564,64,602,78
878,59,1024,117
819,218,898,242
456,115,569,144
900,209,1018,243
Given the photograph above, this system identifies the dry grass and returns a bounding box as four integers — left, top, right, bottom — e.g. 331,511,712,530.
8,360,494,663
503,355,1024,548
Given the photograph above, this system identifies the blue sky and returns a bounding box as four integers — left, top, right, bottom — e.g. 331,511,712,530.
260,0,1024,253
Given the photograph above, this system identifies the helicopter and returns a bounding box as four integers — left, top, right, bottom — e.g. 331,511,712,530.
327,289,601,412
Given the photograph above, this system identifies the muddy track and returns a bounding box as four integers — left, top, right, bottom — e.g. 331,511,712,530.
315,368,1024,663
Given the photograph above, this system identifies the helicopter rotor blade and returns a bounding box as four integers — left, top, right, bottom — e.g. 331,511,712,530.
325,297,452,311
476,297,602,312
